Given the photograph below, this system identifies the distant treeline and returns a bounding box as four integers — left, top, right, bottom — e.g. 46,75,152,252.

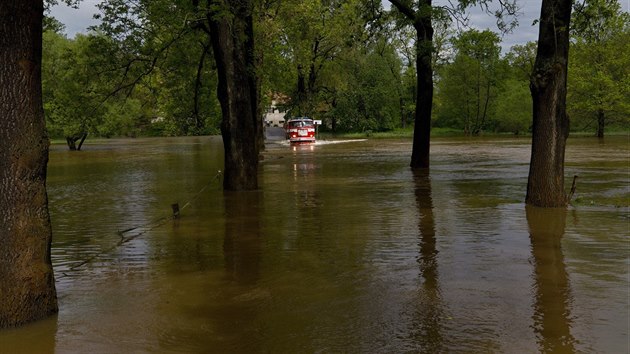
42,0,629,140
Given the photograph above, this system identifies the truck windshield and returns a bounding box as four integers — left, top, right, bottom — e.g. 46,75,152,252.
288,120,313,128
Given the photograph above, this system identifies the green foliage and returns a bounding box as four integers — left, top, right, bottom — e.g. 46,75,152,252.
42,31,105,138
43,0,225,138
568,0,630,136
41,0,628,140
98,99,144,138
488,42,536,135
326,44,403,132
503,42,536,81
42,30,160,139
493,79,532,134
434,29,503,135
272,0,371,117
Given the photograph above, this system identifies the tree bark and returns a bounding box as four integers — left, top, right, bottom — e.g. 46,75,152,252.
526,0,573,207
208,0,259,191
193,41,212,134
389,0,433,169
296,64,307,116
410,3,433,168
0,0,58,328
65,132,87,151
596,108,605,138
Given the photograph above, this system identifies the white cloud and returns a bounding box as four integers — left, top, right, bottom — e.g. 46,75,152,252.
443,0,541,52
48,0,100,37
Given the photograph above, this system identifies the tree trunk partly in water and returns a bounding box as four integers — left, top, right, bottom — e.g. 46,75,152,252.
596,108,605,138
411,19,434,168
389,0,434,169
66,132,88,151
209,0,259,191
526,0,573,207
0,0,58,328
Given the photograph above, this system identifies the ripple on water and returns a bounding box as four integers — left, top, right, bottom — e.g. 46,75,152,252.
9,136,623,353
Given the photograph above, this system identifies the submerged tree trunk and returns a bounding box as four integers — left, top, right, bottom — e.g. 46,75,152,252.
208,0,259,191
411,6,434,168
389,0,434,169
66,132,87,151
526,0,573,207
596,108,605,138
0,0,58,328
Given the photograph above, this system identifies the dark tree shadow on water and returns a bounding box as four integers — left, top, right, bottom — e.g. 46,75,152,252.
0,315,57,352
223,191,263,285
210,191,265,351
527,206,576,354
410,169,443,352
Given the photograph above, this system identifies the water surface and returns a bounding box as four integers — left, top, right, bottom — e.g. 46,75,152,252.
1,135,628,353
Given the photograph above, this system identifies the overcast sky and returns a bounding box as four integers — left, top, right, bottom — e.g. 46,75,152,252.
50,0,629,53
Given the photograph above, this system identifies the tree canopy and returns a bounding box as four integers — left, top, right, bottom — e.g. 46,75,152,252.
568,0,630,137
41,0,628,141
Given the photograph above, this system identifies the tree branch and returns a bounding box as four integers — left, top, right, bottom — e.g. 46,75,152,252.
388,0,417,21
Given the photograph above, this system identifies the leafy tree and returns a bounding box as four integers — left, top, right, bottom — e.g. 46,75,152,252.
568,0,630,137
153,30,221,136
325,41,402,132
526,0,573,207
491,42,536,134
0,0,58,328
98,98,147,137
274,0,369,119
387,13,452,130
387,0,434,168
93,0,219,136
493,78,531,134
42,32,107,147
206,0,260,190
92,0,262,189
42,30,159,145
504,41,537,81
435,29,502,135
388,0,516,168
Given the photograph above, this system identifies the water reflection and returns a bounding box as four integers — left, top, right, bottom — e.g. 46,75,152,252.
410,169,443,351
222,191,266,351
2,137,627,352
527,206,576,353
0,315,57,353
223,191,263,285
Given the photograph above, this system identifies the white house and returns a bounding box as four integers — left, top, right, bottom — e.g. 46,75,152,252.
264,100,287,127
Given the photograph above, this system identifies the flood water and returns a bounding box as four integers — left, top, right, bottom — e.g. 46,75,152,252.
1,135,628,353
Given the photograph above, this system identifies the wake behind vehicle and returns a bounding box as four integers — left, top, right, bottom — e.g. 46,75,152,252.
285,117,316,143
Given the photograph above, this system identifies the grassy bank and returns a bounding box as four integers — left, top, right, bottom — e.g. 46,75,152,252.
319,128,629,140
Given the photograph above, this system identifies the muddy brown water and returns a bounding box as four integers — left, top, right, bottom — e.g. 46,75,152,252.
1,135,628,353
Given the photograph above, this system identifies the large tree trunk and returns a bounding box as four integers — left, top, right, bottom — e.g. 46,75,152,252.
296,64,307,116
209,0,259,191
389,0,434,168
0,0,58,328
410,7,434,169
526,0,573,207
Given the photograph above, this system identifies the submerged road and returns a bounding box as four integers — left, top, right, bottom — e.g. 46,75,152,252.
265,126,286,141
